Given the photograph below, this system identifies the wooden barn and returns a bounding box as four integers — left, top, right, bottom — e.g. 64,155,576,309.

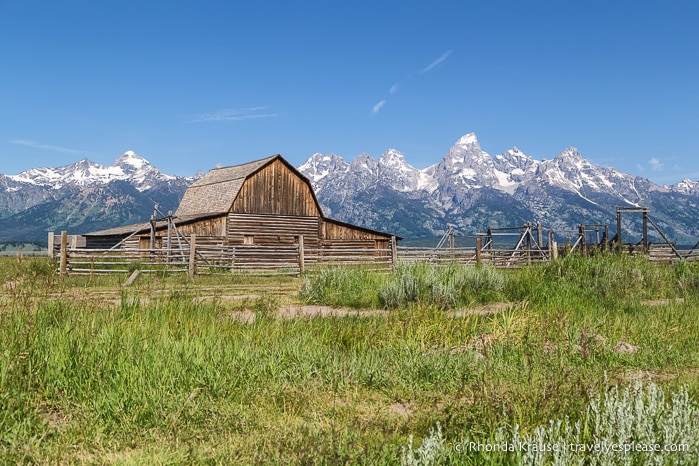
82,154,398,257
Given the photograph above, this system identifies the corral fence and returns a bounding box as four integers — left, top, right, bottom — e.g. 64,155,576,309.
50,209,699,277
49,231,557,277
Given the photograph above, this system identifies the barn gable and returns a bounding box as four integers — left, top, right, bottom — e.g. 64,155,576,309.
175,155,322,218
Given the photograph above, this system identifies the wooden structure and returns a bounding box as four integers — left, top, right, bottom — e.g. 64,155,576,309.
72,154,398,274
612,206,683,261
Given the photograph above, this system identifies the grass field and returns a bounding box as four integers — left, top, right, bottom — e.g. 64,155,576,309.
1,254,698,464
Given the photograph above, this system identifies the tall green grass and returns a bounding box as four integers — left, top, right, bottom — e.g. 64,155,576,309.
0,255,698,463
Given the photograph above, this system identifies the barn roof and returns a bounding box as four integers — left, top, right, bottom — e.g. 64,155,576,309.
83,212,227,237
175,155,281,216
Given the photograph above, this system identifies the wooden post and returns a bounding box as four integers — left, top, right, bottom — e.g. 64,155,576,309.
150,213,156,256
642,210,649,253
616,207,623,252
298,235,305,276
71,234,78,250
476,236,482,266
548,230,554,259
167,211,173,263
551,239,559,260
537,223,543,248
48,232,55,258
391,235,398,271
188,234,197,277
124,269,141,286
59,231,68,276
525,223,532,264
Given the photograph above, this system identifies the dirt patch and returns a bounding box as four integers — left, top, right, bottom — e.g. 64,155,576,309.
641,298,685,306
389,402,413,417
614,341,640,354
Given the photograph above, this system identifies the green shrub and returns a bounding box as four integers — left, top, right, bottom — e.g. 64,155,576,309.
299,266,383,308
378,262,507,309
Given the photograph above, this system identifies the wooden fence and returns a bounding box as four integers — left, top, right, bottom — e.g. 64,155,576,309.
51,231,699,277
52,232,396,276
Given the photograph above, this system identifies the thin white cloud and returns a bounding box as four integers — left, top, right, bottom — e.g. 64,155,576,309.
372,100,387,115
188,107,278,123
10,139,87,155
421,50,452,73
371,50,452,114
649,157,664,171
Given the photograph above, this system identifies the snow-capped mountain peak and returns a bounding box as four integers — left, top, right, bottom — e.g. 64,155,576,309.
378,148,406,166
298,152,349,185
454,132,479,147
7,151,174,192
114,150,149,171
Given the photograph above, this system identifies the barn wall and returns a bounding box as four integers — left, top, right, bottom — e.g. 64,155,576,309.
231,159,321,217
176,217,227,238
320,220,392,252
227,213,320,248
321,220,391,241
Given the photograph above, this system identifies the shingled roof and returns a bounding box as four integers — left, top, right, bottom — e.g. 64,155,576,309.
175,155,278,216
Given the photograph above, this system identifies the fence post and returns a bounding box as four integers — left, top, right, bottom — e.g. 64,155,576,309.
616,208,623,252
391,236,397,271
551,239,559,260
48,232,54,258
476,236,482,266
188,234,197,277
59,231,68,276
298,235,305,277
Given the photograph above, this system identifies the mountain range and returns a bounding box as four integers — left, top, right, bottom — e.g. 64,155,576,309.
1,134,699,246
298,133,699,245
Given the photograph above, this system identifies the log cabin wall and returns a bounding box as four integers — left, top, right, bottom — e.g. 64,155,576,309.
227,213,320,248
231,159,321,217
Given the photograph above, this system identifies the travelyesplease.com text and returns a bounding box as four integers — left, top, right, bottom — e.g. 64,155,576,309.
451,441,690,454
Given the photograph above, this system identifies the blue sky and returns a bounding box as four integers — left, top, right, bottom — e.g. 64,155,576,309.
2,0,698,184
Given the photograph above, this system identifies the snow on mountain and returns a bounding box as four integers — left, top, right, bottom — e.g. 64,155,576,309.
378,149,428,193
8,151,175,191
298,153,350,194
668,178,699,196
